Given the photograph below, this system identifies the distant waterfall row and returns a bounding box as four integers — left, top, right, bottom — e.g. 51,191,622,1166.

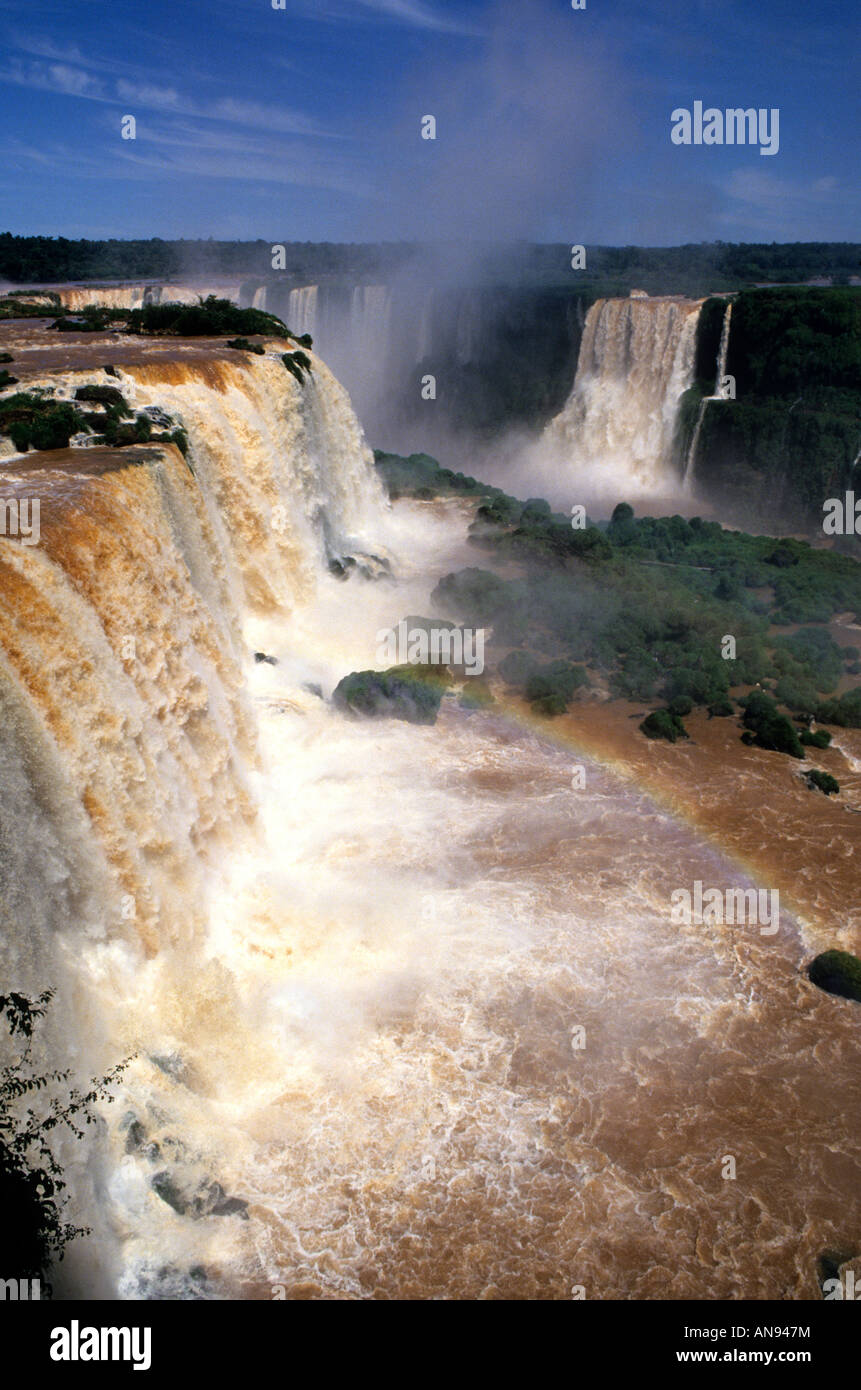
253,282,490,372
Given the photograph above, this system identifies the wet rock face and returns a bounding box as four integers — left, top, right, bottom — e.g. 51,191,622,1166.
152,1171,249,1221
123,1110,250,1221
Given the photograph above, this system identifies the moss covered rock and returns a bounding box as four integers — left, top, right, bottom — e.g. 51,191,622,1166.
808,950,861,1002
332,667,447,725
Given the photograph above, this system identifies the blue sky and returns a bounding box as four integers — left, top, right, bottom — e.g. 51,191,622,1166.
0,0,857,244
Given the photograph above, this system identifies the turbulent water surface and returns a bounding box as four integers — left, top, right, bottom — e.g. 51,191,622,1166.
0,315,858,1302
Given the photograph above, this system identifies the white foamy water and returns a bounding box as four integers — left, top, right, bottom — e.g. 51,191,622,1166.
93,559,861,1301
0,328,858,1302
539,296,702,501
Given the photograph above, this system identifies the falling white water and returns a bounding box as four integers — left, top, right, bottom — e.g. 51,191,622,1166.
682,299,734,488
350,286,392,361
715,300,733,388
287,286,319,339
455,293,483,365
417,291,434,363
55,285,243,313
542,296,703,495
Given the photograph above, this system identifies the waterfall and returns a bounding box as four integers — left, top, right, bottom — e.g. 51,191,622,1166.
683,299,733,487
544,296,703,492
286,285,318,339
56,285,243,313
455,293,482,365
0,448,257,965
59,287,149,312
252,286,267,312
0,344,390,1293
416,291,434,363
715,300,732,392
349,285,392,361
2,311,859,1303
0,346,388,954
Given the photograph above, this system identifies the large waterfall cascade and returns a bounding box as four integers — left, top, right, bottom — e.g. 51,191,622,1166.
0,337,393,1293
544,295,704,491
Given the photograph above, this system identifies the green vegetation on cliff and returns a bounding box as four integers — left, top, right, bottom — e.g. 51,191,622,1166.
0,392,86,451
691,288,861,528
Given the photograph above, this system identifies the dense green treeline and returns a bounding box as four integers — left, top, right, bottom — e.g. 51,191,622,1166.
1,234,858,296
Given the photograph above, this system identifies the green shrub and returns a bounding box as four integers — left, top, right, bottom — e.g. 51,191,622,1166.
475,494,523,526
227,337,265,354
805,769,840,795
640,708,689,742
708,699,735,717
524,661,587,716
497,649,539,689
431,568,511,624
74,385,128,408
817,689,861,727
799,728,832,748
152,427,189,458
129,296,287,338
740,691,804,757
281,351,312,385
0,395,87,452
807,949,861,1001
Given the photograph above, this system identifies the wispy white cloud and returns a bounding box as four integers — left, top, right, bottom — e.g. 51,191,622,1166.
722,167,841,212
289,0,483,35
115,79,181,110
3,117,367,198
717,167,859,238
354,0,483,33
0,57,337,137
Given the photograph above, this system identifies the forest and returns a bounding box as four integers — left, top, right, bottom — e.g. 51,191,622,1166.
1,235,859,297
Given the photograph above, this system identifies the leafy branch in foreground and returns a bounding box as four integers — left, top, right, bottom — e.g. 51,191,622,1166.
0,988,130,1285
